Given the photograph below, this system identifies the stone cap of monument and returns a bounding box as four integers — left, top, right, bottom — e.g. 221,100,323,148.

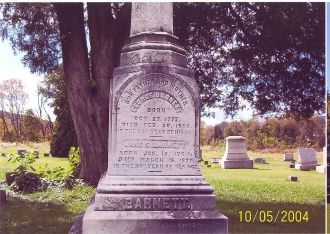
130,3,173,37
226,136,245,140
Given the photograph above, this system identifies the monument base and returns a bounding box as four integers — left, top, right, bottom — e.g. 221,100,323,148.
316,165,326,173
294,163,318,171
220,159,253,169
83,201,228,234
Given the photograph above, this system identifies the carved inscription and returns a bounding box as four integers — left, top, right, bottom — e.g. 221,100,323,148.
109,73,200,175
124,197,190,210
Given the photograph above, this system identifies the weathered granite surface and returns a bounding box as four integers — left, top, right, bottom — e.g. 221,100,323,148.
82,2,228,234
295,148,319,171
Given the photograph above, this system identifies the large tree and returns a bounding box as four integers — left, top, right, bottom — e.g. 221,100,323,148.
0,2,325,185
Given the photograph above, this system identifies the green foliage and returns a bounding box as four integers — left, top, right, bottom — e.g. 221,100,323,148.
4,147,81,191
6,150,37,173
36,147,80,189
67,146,80,176
4,150,45,193
22,109,43,142
10,172,44,193
206,116,325,151
174,2,325,118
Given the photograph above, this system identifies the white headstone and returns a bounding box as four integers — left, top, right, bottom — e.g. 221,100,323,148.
220,136,253,169
295,148,319,171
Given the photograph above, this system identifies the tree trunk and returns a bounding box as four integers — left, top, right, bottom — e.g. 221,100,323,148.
54,3,111,185
0,110,9,135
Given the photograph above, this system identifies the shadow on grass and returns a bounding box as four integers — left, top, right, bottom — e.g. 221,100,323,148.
0,196,76,234
217,200,325,233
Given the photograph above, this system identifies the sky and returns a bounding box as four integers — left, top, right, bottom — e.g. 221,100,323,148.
0,40,56,121
0,3,328,125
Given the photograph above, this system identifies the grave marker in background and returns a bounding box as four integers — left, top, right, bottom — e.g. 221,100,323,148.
283,153,294,161
220,136,253,169
295,148,319,171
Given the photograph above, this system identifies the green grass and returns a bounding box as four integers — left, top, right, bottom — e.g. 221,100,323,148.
202,145,325,233
0,142,71,180
0,143,326,233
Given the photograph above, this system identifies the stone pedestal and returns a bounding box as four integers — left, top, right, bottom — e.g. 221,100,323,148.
295,148,319,171
220,136,253,169
82,3,227,233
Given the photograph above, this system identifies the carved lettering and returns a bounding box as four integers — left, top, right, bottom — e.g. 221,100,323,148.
123,197,191,210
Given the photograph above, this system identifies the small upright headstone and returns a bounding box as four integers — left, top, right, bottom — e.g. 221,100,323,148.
288,175,298,182
17,149,27,158
44,153,50,157
33,151,39,159
289,161,295,168
295,148,319,171
283,153,294,161
212,157,221,164
221,136,253,169
316,147,326,173
254,157,266,164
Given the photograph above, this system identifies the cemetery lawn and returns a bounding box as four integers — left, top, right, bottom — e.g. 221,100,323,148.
0,144,325,233
202,145,325,233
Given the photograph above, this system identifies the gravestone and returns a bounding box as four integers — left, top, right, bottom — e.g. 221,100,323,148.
288,175,298,182
253,157,266,164
295,148,319,171
220,136,253,169
289,161,295,168
212,157,221,164
33,151,39,159
283,153,294,161
82,3,228,234
17,149,27,158
316,147,326,173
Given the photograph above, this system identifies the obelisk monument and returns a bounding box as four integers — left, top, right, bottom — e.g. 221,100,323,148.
82,3,228,233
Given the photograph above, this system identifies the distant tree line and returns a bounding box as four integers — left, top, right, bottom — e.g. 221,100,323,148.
0,79,53,142
201,116,325,151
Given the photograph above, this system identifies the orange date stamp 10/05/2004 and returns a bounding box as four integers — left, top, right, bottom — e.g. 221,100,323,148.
238,210,309,223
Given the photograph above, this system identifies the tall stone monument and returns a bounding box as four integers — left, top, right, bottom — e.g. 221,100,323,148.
82,3,228,233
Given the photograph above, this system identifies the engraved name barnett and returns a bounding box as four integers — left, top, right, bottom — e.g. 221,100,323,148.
124,197,191,210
